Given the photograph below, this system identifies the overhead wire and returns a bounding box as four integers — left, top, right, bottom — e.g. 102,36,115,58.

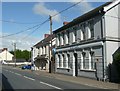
21,19,49,40
0,19,42,24
0,19,49,38
52,0,84,18
22,0,84,39
1,0,84,39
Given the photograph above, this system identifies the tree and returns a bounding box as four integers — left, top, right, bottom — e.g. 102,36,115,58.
10,49,31,61
114,52,120,79
22,50,31,61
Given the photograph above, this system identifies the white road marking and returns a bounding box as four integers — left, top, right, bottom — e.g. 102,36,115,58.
9,71,12,73
35,73,39,75
40,81,62,90
11,71,14,74
23,76,35,81
12,68,17,69
14,73,22,76
4,70,8,71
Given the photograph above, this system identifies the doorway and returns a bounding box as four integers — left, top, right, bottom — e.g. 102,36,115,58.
74,53,78,76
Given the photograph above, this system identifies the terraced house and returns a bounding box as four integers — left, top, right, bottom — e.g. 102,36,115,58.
31,34,55,71
53,0,120,81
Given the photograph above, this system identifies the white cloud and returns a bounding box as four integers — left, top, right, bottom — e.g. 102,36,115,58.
70,0,94,14
33,2,61,22
0,32,40,51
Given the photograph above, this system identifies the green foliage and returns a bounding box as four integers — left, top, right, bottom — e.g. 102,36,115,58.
10,49,31,61
114,52,120,77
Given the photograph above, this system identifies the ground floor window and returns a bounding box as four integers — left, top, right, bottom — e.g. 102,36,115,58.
90,51,95,69
63,54,66,68
82,52,86,69
67,54,71,68
58,55,60,68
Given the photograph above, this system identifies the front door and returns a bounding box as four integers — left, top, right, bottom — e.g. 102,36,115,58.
74,53,78,76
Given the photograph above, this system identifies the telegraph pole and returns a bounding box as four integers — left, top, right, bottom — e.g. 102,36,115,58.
14,43,16,67
49,15,52,73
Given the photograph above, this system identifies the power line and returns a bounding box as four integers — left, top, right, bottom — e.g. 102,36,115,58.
52,0,84,18
2,0,84,39
21,18,49,40
22,1,84,39
0,19,41,24
0,23,43,38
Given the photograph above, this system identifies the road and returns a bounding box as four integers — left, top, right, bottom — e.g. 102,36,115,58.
1,65,111,91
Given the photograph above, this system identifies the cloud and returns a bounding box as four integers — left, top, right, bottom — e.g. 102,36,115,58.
33,3,61,22
70,0,94,14
0,32,40,51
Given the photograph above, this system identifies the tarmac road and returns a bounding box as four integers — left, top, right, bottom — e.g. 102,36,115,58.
1,65,114,91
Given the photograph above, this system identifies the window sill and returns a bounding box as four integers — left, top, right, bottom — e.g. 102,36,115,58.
65,43,69,45
87,38,94,41
72,42,77,44
80,69,96,72
57,68,71,72
57,67,71,70
60,45,64,46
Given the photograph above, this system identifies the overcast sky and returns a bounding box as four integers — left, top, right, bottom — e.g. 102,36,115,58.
1,0,107,51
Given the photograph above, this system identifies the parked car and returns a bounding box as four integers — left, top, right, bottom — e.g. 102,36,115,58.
21,65,32,70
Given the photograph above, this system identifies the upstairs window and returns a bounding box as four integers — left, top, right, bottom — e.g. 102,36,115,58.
65,32,69,44
72,32,76,43
81,23,86,40
57,34,60,46
88,19,94,39
60,34,64,46
67,31,70,43
71,26,77,43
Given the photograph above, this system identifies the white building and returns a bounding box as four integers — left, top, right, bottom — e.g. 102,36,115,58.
53,0,120,81
0,48,13,63
31,34,56,71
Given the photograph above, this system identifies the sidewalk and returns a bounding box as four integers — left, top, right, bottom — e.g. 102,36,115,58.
33,70,119,90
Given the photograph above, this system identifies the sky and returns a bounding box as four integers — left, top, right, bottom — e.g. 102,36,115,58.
1,0,108,51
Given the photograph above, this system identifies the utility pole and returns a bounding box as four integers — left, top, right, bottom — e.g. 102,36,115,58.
49,15,52,73
13,43,16,67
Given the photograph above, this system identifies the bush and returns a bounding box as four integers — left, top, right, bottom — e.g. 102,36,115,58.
114,52,120,78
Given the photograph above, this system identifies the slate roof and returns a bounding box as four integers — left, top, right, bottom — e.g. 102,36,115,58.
33,34,55,48
53,2,112,34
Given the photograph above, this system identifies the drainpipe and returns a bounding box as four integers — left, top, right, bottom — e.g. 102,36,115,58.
102,15,107,81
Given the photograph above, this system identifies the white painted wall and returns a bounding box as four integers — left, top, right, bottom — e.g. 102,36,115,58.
105,41,119,65
104,3,120,65
104,3,119,38
0,50,13,61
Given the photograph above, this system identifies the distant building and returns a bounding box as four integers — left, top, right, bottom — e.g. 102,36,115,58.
53,0,120,81
31,34,55,71
0,48,14,63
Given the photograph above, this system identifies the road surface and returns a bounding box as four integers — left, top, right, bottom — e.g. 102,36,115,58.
1,65,111,91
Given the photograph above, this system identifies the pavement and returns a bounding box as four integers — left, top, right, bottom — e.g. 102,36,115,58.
32,70,120,90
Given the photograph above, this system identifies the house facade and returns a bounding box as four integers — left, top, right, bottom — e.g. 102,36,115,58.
53,1,120,81
0,48,14,63
31,34,55,71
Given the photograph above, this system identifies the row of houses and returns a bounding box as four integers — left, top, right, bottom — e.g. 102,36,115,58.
31,0,120,81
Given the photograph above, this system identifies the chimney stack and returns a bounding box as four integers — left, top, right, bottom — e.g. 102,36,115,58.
63,22,69,25
2,48,7,51
44,34,50,38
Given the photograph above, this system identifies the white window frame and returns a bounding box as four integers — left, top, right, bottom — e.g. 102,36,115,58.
72,32,76,43
60,34,64,46
65,33,68,44
57,35,60,46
